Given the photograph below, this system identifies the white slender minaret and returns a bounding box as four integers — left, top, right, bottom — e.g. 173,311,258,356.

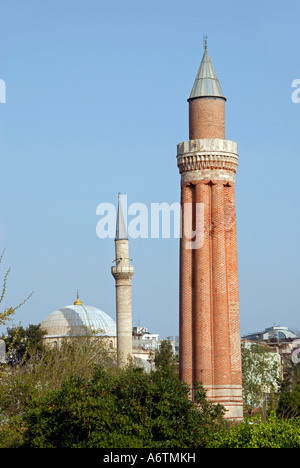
111,194,134,367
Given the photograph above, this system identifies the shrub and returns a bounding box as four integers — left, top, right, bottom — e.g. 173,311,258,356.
0,416,25,448
277,385,300,419
207,413,300,448
21,365,225,448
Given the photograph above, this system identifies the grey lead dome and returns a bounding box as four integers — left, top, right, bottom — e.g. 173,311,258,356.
41,304,116,338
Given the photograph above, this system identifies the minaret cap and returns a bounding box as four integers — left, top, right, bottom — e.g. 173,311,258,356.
115,193,128,240
188,37,226,101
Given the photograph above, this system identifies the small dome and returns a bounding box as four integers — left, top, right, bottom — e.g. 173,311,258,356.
41,303,116,338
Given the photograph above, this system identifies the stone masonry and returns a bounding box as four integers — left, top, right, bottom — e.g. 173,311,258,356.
111,194,134,367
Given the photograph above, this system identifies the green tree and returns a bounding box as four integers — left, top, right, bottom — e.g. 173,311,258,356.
0,334,116,447
3,324,46,366
277,385,300,419
154,339,176,373
20,364,225,448
0,334,115,418
281,359,300,392
241,341,282,415
208,412,300,448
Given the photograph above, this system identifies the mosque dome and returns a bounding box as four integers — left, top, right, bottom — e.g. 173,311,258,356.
41,293,116,338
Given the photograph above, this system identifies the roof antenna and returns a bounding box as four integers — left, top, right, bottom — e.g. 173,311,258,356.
203,35,208,51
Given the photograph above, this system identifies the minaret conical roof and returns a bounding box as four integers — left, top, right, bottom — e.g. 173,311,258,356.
188,40,225,101
115,193,127,240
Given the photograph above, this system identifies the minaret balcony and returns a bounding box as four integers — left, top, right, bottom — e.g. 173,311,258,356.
177,138,239,183
111,265,134,279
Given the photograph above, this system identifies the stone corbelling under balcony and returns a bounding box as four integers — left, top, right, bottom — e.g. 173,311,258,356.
177,139,239,183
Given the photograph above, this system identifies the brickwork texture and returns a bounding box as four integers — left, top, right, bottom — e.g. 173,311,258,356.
178,92,243,420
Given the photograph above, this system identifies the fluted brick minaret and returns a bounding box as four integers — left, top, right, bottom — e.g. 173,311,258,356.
177,39,243,420
111,194,134,367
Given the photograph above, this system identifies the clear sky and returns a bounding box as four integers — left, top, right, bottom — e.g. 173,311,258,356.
0,0,299,339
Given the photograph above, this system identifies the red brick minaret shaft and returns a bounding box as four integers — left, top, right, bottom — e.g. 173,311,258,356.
177,41,243,420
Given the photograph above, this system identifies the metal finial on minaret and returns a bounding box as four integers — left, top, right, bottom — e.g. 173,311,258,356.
204,35,208,51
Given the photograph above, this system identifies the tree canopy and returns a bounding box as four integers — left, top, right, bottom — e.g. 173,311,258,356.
21,364,225,448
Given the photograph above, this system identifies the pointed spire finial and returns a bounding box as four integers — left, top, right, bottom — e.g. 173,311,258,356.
204,35,208,51
74,290,82,305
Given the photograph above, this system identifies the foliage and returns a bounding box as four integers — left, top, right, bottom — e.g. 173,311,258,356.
276,385,300,419
0,250,33,327
207,412,300,448
154,339,176,373
2,324,46,366
1,337,300,448
275,358,300,419
0,335,116,420
20,365,225,448
241,341,281,414
280,359,300,393
2,332,300,448
0,416,26,448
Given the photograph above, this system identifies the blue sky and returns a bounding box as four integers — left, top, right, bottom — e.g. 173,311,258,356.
0,0,299,339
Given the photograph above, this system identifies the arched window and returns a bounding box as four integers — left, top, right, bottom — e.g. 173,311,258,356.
278,332,286,340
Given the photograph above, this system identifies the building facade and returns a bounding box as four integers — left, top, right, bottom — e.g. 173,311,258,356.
177,40,243,420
